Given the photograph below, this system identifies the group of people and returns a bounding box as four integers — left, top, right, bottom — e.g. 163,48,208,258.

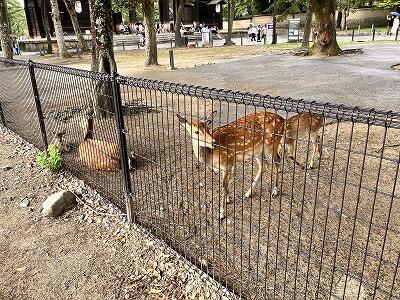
247,24,267,42
386,13,400,35
179,22,219,35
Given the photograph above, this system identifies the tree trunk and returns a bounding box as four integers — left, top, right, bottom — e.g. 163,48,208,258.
0,0,13,58
336,10,342,29
88,0,98,71
33,0,46,37
49,0,68,58
309,0,341,56
300,3,312,50
41,0,53,54
64,0,88,52
174,0,185,47
225,0,234,45
94,0,116,117
144,0,158,66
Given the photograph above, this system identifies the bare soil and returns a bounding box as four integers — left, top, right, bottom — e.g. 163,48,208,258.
0,127,231,300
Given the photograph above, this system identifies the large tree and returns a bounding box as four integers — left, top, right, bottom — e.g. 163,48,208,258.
309,0,342,56
143,0,158,66
300,1,312,50
49,0,68,58
40,0,53,54
225,0,235,45
174,0,194,47
63,0,88,52
94,0,117,117
88,0,98,71
0,0,13,58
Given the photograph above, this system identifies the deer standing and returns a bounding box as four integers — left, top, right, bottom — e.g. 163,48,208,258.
281,114,324,169
177,111,285,219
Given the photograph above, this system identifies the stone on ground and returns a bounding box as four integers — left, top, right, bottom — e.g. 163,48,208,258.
42,190,76,217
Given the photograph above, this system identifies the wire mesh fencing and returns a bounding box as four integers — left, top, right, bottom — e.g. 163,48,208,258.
0,58,399,300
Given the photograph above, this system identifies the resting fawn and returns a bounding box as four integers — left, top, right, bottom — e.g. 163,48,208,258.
177,111,285,219
281,113,324,169
79,115,135,171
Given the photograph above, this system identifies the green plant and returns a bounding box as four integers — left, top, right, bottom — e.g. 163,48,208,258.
36,144,62,172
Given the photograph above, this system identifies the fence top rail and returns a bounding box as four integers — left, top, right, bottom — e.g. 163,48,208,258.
1,58,400,129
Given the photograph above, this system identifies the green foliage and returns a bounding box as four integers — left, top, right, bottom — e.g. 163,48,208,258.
264,0,307,18
7,0,28,36
337,0,365,12
36,144,62,172
374,0,400,9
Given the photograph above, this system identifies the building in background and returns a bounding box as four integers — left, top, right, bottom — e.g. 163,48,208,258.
24,0,223,38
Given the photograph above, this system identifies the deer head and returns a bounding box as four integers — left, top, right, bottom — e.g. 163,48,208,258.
177,113,219,149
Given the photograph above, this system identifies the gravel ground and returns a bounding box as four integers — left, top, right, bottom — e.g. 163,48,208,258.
0,126,235,300
127,44,400,112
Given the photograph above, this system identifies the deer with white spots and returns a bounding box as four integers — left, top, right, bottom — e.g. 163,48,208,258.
280,114,324,169
177,111,285,219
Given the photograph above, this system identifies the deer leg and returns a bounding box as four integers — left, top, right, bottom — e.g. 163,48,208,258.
219,168,232,220
244,156,263,198
308,132,320,169
287,139,305,170
271,149,280,197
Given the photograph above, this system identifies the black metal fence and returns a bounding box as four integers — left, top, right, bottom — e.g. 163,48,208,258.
0,58,399,300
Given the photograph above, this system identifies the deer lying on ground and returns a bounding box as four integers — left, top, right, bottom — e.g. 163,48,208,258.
177,111,285,219
79,115,135,171
280,114,324,169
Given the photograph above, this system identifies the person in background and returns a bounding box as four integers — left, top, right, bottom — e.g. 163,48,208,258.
251,25,257,41
387,13,395,35
391,16,400,36
247,24,252,40
257,25,261,42
12,37,21,55
261,24,267,40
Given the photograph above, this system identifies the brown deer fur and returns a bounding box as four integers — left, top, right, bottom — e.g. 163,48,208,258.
178,111,285,219
78,116,127,171
281,114,324,169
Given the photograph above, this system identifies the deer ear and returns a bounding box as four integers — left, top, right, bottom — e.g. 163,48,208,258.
205,110,217,124
176,114,187,124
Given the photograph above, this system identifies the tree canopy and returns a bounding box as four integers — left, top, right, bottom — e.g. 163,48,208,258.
374,0,400,9
7,0,27,36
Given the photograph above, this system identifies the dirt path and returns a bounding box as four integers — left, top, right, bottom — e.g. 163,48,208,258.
0,127,231,300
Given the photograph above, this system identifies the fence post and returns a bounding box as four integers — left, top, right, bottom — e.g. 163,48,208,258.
241,36,243,45
169,49,175,70
0,101,6,127
28,60,48,150
111,73,134,223
372,27,376,41
351,29,355,42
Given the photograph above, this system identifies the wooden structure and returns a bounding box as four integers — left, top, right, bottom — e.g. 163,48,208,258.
24,0,223,38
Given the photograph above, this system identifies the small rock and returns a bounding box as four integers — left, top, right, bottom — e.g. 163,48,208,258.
20,198,30,208
1,165,12,171
42,190,76,217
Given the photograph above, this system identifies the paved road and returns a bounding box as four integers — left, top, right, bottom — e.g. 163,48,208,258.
132,44,400,112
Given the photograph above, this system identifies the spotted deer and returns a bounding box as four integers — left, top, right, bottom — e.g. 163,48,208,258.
281,114,324,169
177,111,285,219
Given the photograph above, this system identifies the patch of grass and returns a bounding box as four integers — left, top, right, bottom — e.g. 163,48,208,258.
36,144,62,172
337,26,386,35
338,40,400,47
